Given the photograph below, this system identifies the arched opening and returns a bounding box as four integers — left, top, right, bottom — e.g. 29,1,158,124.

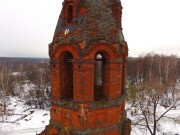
95,54,103,87
94,52,110,101
67,5,73,23
59,51,73,100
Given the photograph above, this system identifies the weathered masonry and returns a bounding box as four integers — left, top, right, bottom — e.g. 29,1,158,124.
40,0,131,134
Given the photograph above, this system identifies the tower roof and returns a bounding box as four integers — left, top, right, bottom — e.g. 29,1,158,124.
53,0,125,46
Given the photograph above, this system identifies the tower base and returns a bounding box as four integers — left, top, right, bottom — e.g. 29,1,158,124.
39,118,131,135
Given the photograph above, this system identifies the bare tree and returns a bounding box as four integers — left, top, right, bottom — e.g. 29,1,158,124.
127,53,180,135
30,62,50,109
0,61,13,119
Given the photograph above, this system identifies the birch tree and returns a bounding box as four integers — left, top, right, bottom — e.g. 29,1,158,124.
127,54,180,135
0,61,13,118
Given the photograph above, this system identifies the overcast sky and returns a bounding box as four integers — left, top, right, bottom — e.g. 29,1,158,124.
0,0,180,58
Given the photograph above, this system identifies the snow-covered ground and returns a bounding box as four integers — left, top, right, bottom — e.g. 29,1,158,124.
0,96,180,135
126,101,180,135
0,96,50,135
125,81,180,135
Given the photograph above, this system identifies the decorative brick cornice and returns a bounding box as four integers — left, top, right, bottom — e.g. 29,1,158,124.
51,94,127,110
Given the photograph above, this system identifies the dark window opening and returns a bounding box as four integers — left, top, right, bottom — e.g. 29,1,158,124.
59,51,73,100
95,54,103,87
67,5,73,23
94,52,110,101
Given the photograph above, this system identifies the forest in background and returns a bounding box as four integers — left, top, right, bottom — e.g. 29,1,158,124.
0,53,180,135
126,53,180,135
0,57,50,111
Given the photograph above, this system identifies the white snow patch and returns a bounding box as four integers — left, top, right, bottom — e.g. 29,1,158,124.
0,96,50,135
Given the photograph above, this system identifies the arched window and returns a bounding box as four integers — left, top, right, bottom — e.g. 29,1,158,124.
95,54,103,87
67,5,73,23
94,52,110,101
59,51,73,100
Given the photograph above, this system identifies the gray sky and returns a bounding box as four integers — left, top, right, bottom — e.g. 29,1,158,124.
0,0,180,58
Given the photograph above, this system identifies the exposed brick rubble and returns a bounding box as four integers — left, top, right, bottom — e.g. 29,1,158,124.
40,0,131,134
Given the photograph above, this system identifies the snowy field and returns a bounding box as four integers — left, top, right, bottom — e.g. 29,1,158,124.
126,81,180,135
0,96,180,135
0,97,50,135
126,103,180,135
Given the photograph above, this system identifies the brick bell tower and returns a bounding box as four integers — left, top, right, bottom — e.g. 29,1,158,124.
40,0,131,134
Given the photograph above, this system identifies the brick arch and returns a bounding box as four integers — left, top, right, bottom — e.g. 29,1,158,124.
85,43,118,59
64,1,77,22
50,44,79,101
85,43,125,100
53,44,79,59
85,43,119,100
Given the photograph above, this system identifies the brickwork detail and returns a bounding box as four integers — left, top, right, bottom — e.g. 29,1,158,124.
40,0,131,134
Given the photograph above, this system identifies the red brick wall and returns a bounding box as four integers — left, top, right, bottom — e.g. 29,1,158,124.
51,105,123,129
40,0,131,134
50,43,127,102
43,41,130,135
